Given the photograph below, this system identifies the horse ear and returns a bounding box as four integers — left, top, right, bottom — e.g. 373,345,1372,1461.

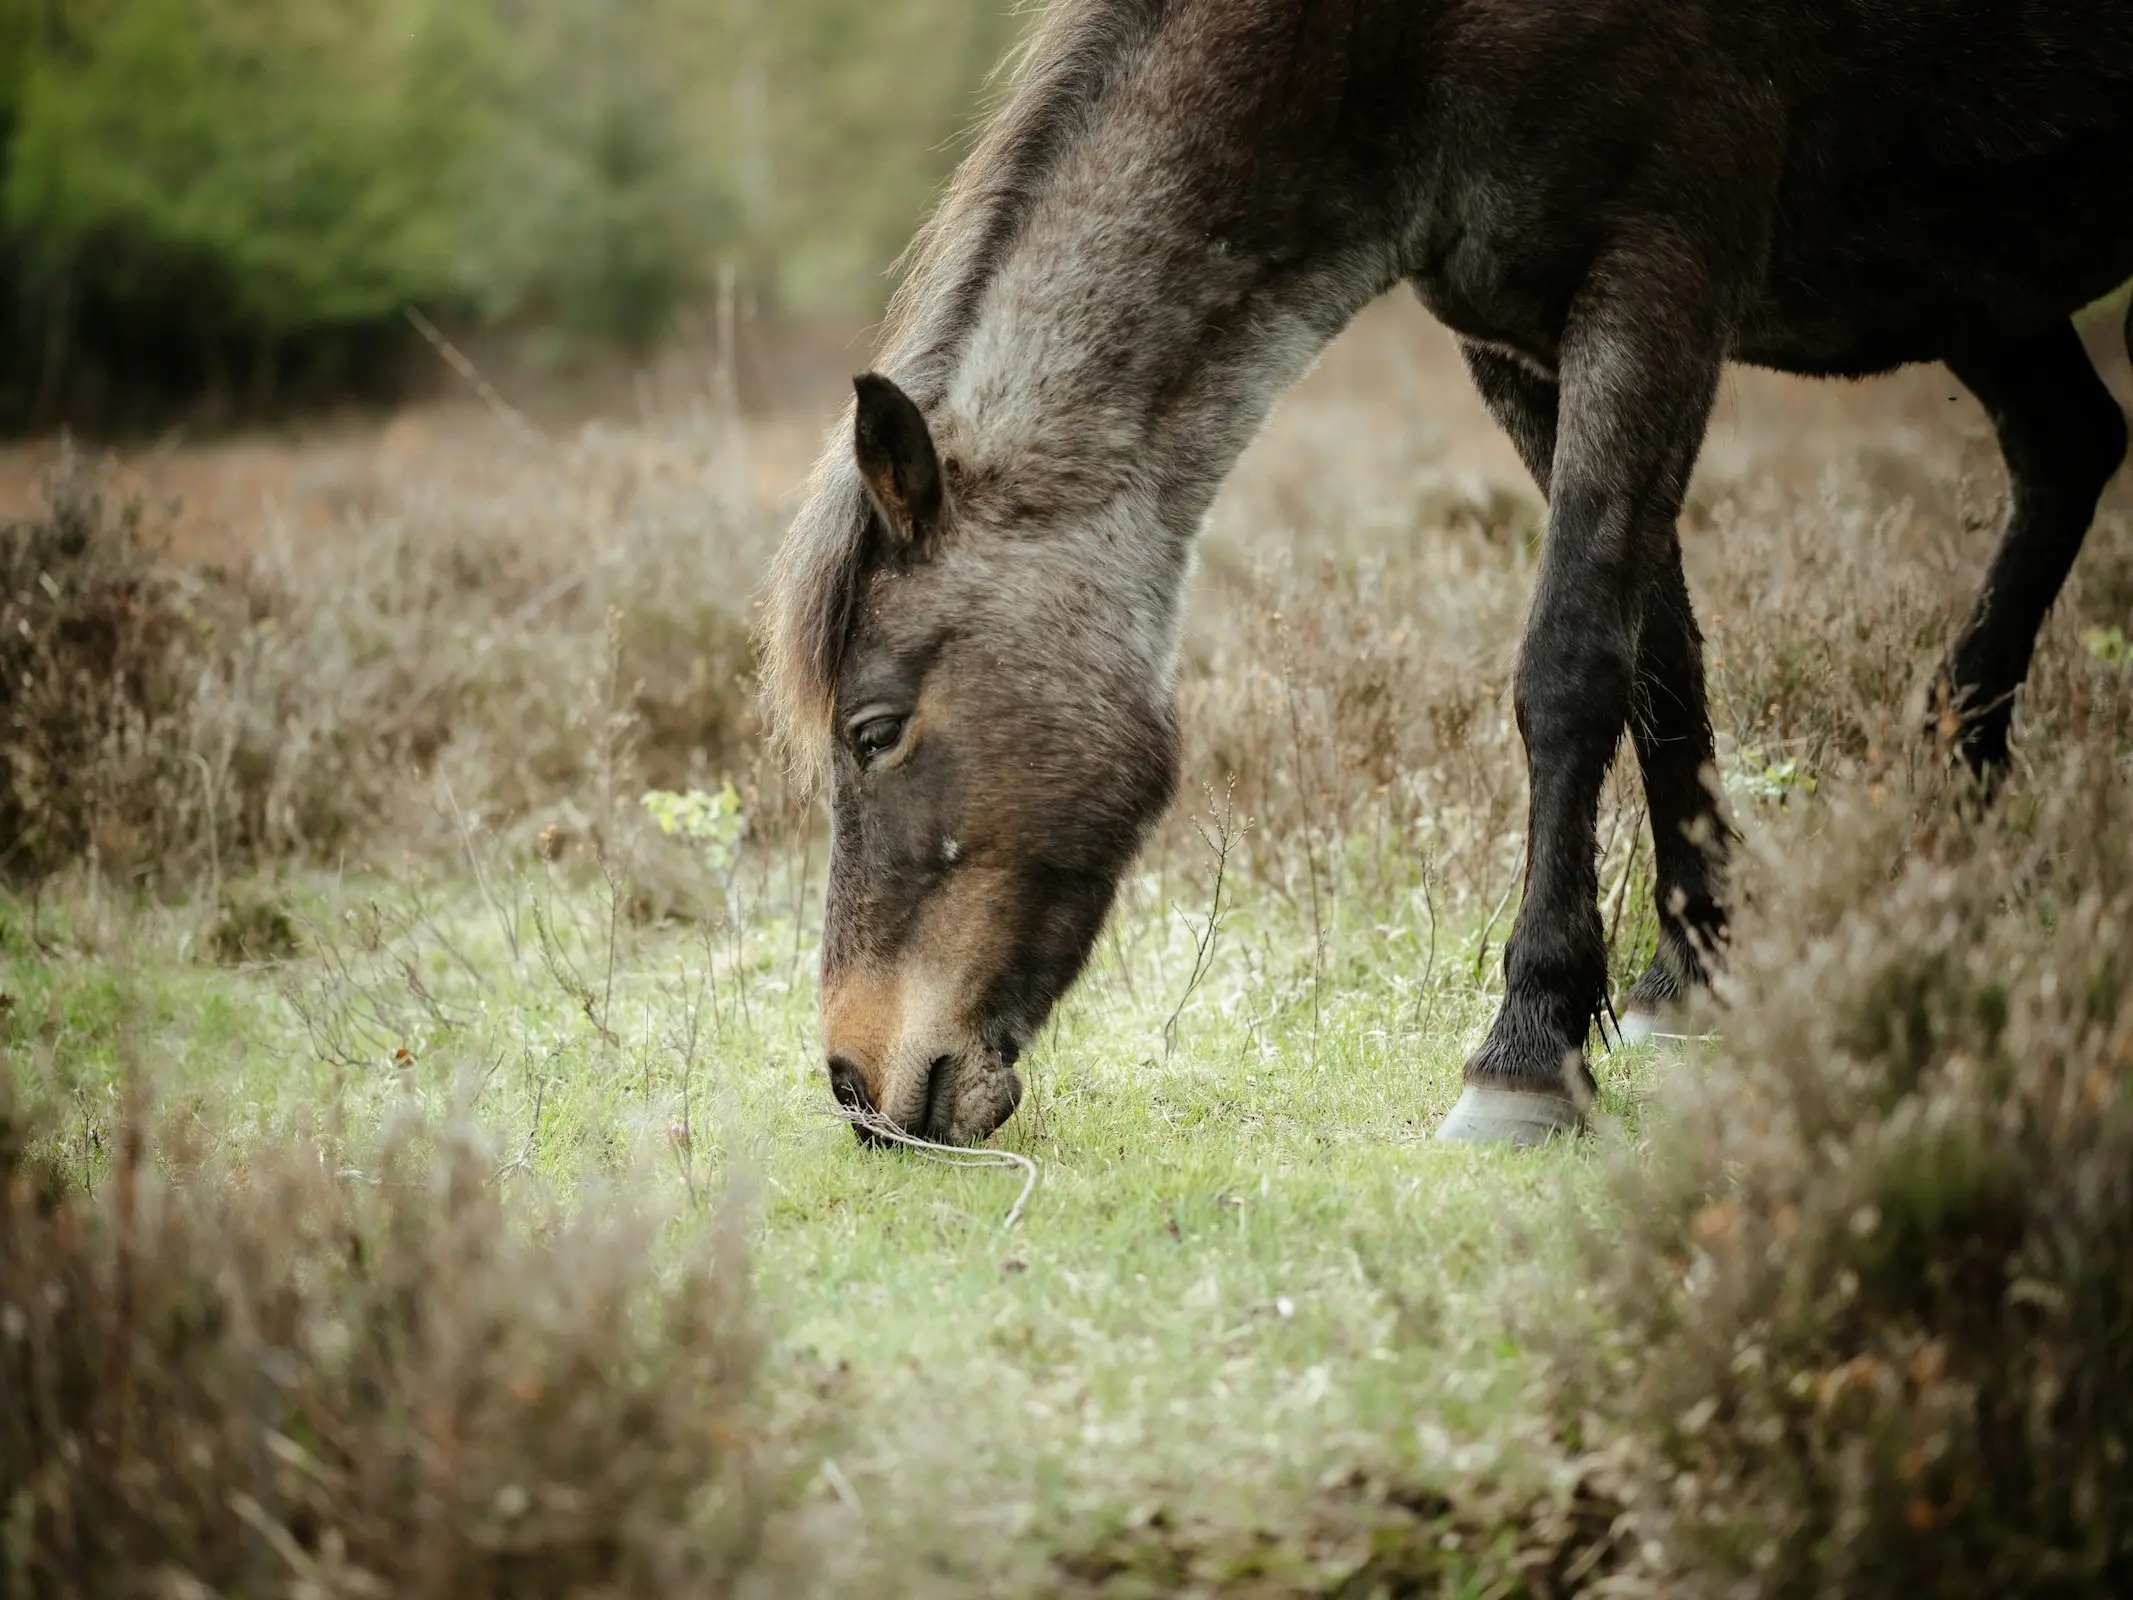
852,373,944,551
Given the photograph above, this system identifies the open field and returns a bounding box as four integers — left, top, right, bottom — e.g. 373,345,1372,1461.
6,292,2133,1595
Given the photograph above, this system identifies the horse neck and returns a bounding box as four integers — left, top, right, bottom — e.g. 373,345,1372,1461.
919,43,1404,547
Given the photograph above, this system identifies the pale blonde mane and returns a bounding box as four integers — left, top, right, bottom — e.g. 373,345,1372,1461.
756,0,1178,784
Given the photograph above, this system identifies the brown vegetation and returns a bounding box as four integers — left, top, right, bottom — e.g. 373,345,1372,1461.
0,1076,799,1596
1564,723,2133,1596
0,417,780,887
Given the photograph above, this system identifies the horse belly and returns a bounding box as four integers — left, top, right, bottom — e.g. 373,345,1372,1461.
1736,121,2133,376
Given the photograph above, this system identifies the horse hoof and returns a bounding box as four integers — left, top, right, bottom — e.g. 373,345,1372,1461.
1618,1009,1659,1046
1619,1010,1702,1048
1435,1084,1582,1148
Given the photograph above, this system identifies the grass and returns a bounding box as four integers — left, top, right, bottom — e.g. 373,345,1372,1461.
3,830,1659,1593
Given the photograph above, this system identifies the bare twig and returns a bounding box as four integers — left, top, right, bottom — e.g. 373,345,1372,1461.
1471,869,1519,987
786,812,815,992
1604,805,1647,956
597,850,627,1068
831,1108,1039,1230
1107,917,1139,1005
724,881,757,1034
442,779,521,963
189,751,221,908
1163,778,1247,1060
1275,621,1327,1063
531,885,617,1046
1414,853,1441,1031
493,1065,550,1185
403,874,487,995
229,1493,326,1586
658,923,725,1208
403,306,540,442
285,897,465,1070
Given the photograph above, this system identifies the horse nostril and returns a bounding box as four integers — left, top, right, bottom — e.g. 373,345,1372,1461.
828,1055,872,1113
829,1056,888,1148
921,1054,955,1141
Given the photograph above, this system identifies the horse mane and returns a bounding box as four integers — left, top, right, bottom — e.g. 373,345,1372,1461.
758,0,1179,783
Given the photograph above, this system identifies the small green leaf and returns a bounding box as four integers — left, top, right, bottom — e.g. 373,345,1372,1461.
640,782,745,868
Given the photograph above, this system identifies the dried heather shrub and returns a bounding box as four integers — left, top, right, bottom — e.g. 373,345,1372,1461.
1563,698,2133,1596
0,459,201,877
1,1079,804,1597
0,424,774,886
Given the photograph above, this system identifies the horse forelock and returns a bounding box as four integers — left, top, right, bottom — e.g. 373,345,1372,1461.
760,445,870,787
759,0,1180,785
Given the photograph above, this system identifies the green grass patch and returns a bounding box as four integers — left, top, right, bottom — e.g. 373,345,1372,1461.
3,852,1660,1594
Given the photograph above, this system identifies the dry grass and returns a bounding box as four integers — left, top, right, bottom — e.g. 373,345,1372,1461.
1,417,780,890
1,1066,805,1597
1,463,199,879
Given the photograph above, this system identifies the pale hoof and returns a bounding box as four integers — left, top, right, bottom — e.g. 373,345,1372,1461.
1617,1009,1659,1046
1618,1009,1702,1048
1435,1084,1583,1148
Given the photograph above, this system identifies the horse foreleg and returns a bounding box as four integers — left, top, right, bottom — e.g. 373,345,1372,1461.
1439,258,1724,1146
1459,338,1730,1037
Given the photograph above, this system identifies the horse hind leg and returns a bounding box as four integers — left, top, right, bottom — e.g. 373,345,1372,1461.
1620,540,1729,1038
1939,322,2128,773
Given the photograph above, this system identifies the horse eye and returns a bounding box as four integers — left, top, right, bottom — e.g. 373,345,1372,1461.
853,715,906,761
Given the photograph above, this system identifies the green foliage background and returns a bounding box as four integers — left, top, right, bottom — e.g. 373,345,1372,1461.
0,0,1021,424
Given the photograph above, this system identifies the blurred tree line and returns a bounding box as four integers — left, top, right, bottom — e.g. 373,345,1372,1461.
0,0,1020,428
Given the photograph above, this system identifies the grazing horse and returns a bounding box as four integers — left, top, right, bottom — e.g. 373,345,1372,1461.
763,0,2133,1147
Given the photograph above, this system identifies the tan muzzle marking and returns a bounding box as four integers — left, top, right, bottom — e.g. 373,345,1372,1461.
821,869,1020,1127
821,965,902,1110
